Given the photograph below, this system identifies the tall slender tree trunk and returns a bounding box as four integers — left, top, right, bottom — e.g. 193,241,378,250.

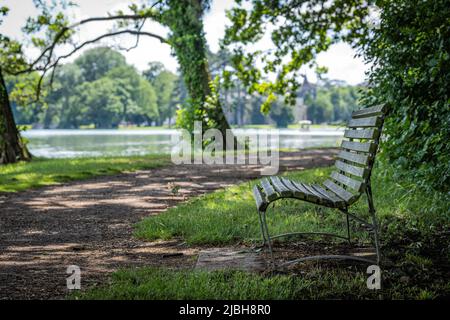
165,0,231,137
0,68,31,164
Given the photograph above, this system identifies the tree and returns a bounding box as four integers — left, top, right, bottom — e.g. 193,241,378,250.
135,78,159,124
223,0,372,113
158,0,230,135
39,47,159,128
0,7,31,164
75,47,127,82
142,61,166,82
224,0,449,191
152,70,177,126
44,63,84,128
363,0,450,191
76,78,124,128
20,1,232,136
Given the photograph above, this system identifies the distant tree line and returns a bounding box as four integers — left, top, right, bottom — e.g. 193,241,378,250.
8,47,361,129
7,47,183,129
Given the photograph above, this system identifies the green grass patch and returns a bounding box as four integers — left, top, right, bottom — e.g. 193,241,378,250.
0,155,170,192
80,164,449,299
75,267,378,300
75,265,449,300
135,165,449,246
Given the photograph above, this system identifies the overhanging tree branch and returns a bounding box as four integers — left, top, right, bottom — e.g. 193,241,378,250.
34,29,169,100
16,4,164,75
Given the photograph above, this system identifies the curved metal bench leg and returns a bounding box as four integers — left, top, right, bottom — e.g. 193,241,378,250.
366,184,381,265
260,209,275,268
257,210,267,247
345,209,351,245
256,198,380,269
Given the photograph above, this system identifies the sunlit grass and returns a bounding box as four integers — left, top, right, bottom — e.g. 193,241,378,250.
79,165,449,300
0,155,170,192
135,164,448,246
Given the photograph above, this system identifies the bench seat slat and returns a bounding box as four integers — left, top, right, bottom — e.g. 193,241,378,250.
323,179,355,203
337,150,371,166
301,183,325,200
344,128,379,140
281,178,306,199
331,171,365,192
260,178,278,201
348,116,382,128
252,185,267,211
270,176,292,196
291,181,319,202
311,185,345,208
335,160,369,179
341,140,376,153
352,104,386,119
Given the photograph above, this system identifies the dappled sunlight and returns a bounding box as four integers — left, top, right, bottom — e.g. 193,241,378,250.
0,151,337,299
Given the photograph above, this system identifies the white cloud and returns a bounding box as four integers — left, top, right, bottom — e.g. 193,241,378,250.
0,0,368,84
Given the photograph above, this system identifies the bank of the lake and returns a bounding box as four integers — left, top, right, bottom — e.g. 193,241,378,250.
0,155,170,193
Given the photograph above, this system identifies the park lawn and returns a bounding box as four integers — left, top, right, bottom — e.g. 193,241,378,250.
78,165,449,299
0,155,170,193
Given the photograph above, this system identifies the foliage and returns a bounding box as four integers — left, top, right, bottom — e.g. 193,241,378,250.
362,0,450,192
14,47,162,129
74,47,127,82
143,62,179,126
224,0,449,191
223,0,372,112
305,83,362,124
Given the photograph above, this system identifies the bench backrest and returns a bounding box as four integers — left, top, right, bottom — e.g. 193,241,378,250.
323,105,387,205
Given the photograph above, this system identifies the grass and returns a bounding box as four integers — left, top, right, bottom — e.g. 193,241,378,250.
75,267,381,300
0,155,170,193
74,264,450,300
135,165,448,246
78,164,449,300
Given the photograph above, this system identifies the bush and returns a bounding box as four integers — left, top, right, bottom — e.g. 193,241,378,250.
363,0,450,192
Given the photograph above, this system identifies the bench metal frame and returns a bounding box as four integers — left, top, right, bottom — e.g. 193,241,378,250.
253,105,386,269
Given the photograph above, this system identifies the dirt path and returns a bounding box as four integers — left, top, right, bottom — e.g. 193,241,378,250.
0,149,337,300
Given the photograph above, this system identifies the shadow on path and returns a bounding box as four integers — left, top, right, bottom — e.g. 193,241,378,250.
0,149,337,299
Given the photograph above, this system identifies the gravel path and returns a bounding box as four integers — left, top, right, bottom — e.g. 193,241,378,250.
0,149,337,299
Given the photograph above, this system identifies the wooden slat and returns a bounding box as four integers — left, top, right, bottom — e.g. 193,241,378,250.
323,179,355,203
335,160,369,179
348,116,382,128
337,150,371,166
344,128,379,140
331,171,365,193
352,104,386,119
252,185,267,211
302,183,328,202
311,185,345,207
270,176,292,197
260,178,278,201
291,181,319,202
341,140,376,153
280,178,306,199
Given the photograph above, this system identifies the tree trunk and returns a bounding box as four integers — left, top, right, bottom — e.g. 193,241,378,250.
165,0,231,136
0,68,31,164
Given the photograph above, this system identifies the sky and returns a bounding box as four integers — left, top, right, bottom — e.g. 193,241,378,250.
0,0,369,85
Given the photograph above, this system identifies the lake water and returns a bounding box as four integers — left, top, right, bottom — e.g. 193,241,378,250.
22,128,344,158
